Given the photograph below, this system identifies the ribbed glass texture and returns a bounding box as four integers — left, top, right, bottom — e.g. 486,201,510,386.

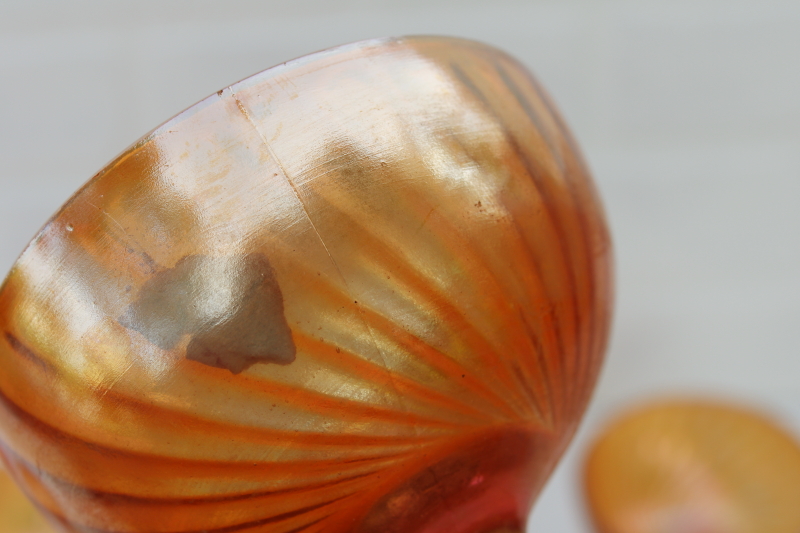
0,36,612,533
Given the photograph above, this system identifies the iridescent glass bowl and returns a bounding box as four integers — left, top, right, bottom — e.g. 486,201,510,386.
0,36,612,533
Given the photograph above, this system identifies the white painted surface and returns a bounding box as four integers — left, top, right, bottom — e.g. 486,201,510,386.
1,1,799,531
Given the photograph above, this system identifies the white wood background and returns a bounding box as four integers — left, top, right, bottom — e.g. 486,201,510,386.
1,1,799,531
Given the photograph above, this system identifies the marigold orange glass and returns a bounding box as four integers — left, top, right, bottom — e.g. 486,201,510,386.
584,400,800,533
0,464,52,533
0,37,612,533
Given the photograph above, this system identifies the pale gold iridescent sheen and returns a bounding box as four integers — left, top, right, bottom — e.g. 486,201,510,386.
0,37,612,533
584,400,800,533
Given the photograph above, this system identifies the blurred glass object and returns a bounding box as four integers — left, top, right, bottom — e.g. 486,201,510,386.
584,400,800,533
